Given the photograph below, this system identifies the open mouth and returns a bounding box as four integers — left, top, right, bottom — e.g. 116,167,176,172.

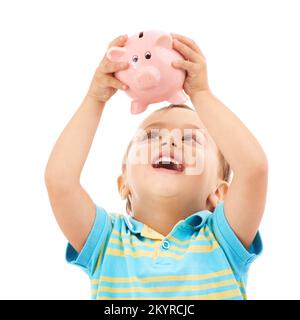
151,156,184,173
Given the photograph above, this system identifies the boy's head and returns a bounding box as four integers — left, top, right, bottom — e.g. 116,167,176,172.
118,104,231,216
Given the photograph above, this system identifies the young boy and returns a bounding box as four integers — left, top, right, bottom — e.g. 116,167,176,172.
44,33,267,300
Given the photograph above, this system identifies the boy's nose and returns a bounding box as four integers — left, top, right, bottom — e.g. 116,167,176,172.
162,141,177,147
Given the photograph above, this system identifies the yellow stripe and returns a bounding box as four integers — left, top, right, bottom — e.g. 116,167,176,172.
110,237,156,248
237,281,247,300
92,278,237,295
112,229,126,237
96,288,242,300
104,241,219,261
91,268,232,285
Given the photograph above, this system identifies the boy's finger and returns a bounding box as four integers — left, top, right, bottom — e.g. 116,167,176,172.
108,34,128,48
173,39,201,63
101,60,129,73
108,76,128,90
172,60,194,73
171,33,205,59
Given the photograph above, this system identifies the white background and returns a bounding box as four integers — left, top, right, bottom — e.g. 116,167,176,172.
0,0,299,299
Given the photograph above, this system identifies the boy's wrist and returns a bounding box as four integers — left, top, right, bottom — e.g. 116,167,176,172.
85,93,106,108
190,89,214,105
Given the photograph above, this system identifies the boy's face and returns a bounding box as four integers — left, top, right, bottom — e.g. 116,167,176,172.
124,107,220,209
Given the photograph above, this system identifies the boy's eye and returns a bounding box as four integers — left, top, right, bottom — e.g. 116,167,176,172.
132,55,138,62
138,130,160,142
182,134,202,144
145,130,159,140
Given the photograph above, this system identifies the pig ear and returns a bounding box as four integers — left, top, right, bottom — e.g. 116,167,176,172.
106,47,126,62
155,34,172,49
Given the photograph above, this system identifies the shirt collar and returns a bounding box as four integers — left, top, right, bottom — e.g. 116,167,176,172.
123,209,212,240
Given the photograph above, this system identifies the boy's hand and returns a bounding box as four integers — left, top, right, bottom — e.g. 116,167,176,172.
171,33,210,99
87,35,129,104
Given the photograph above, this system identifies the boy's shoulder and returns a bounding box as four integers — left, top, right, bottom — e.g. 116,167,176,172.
106,210,129,225
96,205,126,226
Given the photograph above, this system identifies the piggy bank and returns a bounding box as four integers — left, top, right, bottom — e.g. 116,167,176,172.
106,30,187,114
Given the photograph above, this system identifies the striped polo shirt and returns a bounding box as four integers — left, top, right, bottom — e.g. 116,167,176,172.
66,201,262,300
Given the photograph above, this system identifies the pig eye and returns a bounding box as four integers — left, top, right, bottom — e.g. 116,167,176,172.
132,55,138,63
145,51,151,59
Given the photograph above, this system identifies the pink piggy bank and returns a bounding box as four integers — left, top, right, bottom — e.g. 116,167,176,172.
106,30,187,114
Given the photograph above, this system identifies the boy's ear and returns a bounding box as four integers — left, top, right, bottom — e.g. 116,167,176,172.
206,180,230,211
117,175,130,199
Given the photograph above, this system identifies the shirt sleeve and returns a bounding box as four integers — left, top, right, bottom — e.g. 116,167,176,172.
65,205,112,276
207,201,263,276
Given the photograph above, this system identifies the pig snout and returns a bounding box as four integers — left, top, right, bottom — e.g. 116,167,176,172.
134,66,161,90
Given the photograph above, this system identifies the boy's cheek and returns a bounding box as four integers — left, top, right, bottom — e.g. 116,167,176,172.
183,146,206,176
127,143,152,165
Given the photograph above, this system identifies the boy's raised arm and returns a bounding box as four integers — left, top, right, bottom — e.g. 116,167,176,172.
191,91,268,250
171,33,268,250
44,35,129,252
45,96,105,253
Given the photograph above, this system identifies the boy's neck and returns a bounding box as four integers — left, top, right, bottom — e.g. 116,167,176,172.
131,196,206,237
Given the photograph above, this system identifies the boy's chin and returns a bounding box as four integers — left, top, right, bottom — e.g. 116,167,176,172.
148,179,183,197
